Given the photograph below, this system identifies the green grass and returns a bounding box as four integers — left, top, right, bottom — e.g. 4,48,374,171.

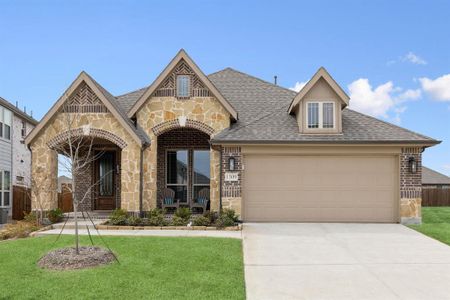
0,235,245,300
409,206,450,246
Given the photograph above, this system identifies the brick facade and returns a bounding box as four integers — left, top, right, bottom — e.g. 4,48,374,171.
156,128,210,206
221,146,242,218
400,147,423,224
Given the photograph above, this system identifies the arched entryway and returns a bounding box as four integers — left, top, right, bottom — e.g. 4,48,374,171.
156,127,212,211
47,128,126,211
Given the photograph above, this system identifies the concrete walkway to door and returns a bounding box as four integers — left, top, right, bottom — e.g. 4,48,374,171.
243,223,450,300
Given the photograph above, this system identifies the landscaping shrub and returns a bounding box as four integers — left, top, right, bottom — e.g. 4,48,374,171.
47,208,64,224
192,215,211,226
126,216,142,226
109,209,128,225
23,211,37,224
171,215,189,226
146,208,168,226
204,210,218,224
174,207,191,221
0,221,40,240
215,209,239,228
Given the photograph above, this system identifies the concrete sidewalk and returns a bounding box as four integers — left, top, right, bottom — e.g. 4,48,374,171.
36,228,242,239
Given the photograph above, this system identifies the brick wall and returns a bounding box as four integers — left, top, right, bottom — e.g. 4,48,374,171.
400,147,423,224
156,128,210,206
221,147,242,198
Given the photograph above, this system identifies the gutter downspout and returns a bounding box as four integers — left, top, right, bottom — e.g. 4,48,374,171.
219,145,223,213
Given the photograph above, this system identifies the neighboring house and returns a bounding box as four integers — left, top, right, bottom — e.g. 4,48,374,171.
25,50,440,224
0,97,38,216
57,175,72,192
422,166,450,189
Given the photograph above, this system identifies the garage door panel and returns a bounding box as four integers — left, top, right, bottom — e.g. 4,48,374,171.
243,155,397,223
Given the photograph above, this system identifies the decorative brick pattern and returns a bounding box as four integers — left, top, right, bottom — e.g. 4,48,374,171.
47,128,128,149
64,82,108,113
152,118,215,137
220,147,242,218
400,147,423,224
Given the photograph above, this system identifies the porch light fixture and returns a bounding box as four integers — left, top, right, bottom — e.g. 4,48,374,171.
409,157,417,174
178,116,187,127
229,157,236,171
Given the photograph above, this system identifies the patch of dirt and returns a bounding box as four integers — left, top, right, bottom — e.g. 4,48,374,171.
38,246,116,270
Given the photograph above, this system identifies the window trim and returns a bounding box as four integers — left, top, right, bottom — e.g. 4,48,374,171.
306,101,336,130
0,170,11,207
165,149,189,203
176,75,191,98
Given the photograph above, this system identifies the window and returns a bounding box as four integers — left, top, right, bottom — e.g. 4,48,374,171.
0,171,11,207
193,150,210,199
21,120,27,137
0,107,12,140
166,150,188,203
176,75,190,97
307,102,335,129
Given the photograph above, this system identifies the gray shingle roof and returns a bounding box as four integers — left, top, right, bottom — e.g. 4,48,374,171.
422,166,450,185
207,68,438,144
111,67,438,145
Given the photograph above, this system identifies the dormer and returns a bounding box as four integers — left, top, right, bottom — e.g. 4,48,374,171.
288,67,349,134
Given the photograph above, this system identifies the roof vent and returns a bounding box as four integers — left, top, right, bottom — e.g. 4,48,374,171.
274,75,278,85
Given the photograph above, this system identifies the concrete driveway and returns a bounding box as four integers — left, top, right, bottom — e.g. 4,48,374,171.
243,223,450,300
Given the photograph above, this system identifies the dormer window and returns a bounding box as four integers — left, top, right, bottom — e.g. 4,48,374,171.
176,75,190,97
307,102,335,129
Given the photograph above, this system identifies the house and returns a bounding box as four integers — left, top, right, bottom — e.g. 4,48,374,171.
25,50,440,224
422,167,450,189
0,97,38,216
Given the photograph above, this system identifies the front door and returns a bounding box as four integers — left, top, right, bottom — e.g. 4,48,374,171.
94,151,116,210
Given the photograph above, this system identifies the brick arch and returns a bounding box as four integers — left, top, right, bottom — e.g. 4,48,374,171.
47,127,128,149
152,118,215,136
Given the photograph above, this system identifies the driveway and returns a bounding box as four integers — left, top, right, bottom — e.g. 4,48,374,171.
243,223,450,300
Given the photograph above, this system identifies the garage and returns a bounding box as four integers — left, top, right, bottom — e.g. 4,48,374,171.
243,155,398,222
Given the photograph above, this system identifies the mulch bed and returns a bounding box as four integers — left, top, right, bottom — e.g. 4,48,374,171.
38,246,116,270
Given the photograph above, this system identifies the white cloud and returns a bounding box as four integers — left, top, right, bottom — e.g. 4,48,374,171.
401,52,427,65
348,78,420,123
290,81,307,92
419,74,450,101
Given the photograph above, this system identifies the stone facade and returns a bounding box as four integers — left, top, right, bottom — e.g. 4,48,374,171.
221,147,242,219
30,104,141,212
136,96,230,212
400,147,423,225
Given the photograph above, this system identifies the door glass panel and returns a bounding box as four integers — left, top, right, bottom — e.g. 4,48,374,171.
99,153,114,196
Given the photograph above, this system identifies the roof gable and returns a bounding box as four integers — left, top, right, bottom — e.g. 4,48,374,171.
127,49,238,120
25,72,145,146
288,67,350,114
422,166,450,185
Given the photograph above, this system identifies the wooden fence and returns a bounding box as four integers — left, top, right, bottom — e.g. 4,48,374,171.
58,184,73,212
12,186,31,220
422,188,450,206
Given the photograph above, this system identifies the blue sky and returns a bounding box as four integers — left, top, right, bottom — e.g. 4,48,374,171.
1,0,449,175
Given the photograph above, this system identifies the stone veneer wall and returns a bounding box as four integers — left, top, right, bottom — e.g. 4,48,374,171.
30,112,141,212
400,147,423,224
221,146,242,219
136,97,230,212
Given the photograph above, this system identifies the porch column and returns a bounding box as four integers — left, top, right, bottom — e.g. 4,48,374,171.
120,143,141,212
210,147,221,212
31,145,58,211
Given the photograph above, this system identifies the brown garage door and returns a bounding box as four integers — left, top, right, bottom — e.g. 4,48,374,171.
243,155,398,223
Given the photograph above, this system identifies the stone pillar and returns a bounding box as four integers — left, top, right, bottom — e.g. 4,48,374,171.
221,146,242,219
120,144,141,213
142,139,158,211
31,145,58,211
400,147,422,225
210,147,221,212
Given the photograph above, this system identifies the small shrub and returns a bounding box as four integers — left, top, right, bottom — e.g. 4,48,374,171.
0,221,40,240
23,211,37,224
146,208,168,226
192,215,211,226
126,216,142,226
215,209,239,228
109,209,128,225
171,215,189,226
47,208,64,224
174,207,191,221
204,210,218,223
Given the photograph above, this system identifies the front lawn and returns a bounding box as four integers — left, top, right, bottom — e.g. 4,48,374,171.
0,235,245,299
409,206,450,245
